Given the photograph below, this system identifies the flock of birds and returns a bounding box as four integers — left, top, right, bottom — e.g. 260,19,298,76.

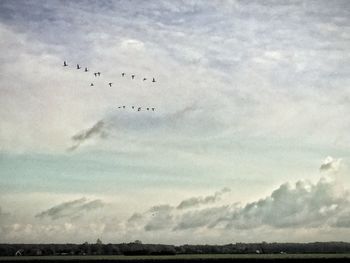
63,61,157,112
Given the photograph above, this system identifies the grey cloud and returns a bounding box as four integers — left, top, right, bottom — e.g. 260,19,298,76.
149,204,174,213
127,179,350,232
333,212,350,228
320,156,342,173
219,179,349,229
67,105,196,151
177,187,231,209
127,212,143,223
67,104,199,151
127,204,173,221
35,197,104,220
0,206,10,220
126,189,231,232
174,206,230,231
126,204,174,232
107,104,200,133
68,120,107,151
144,210,173,231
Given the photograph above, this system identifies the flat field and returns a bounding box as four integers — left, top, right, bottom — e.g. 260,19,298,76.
2,254,350,262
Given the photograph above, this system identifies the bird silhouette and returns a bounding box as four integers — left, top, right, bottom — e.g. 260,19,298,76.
143,78,147,81
147,108,149,111
77,64,80,69
90,83,94,86
138,107,141,111
152,78,156,83
123,106,126,109
84,67,88,72
131,74,135,79
118,106,121,109
108,83,112,87
63,61,68,67
97,72,101,76
132,106,135,109
94,73,97,77
152,108,155,111
122,73,125,77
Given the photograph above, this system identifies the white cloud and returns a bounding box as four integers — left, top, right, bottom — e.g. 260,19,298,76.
120,39,145,51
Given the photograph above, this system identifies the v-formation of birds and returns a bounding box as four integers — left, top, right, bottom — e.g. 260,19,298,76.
63,61,157,112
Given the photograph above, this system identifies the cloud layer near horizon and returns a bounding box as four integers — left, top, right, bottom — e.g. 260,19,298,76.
126,177,350,233
1,166,350,244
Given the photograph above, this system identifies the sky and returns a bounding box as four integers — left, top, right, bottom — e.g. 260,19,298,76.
0,0,350,244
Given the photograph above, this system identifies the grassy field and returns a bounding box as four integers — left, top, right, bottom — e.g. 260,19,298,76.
2,254,350,261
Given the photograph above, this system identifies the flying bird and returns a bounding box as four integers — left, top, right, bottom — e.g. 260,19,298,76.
97,72,101,76
143,78,147,81
77,64,80,69
94,72,97,77
132,106,135,109
147,108,149,111
85,67,88,72
131,74,135,79
138,107,141,111
63,61,68,67
90,83,94,86
152,108,155,111
123,106,126,109
108,82,112,87
152,78,156,83
118,106,121,109
122,73,125,77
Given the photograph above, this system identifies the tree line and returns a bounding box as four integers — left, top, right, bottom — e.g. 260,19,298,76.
1,241,350,256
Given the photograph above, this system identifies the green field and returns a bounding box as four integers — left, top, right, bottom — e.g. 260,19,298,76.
1,254,350,261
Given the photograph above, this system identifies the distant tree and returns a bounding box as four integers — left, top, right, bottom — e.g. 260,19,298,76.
81,242,91,255
90,239,103,255
104,244,115,255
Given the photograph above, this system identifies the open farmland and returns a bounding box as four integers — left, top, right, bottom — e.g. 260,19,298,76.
2,254,350,262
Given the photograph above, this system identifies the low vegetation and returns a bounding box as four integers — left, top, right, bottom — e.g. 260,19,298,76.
2,241,350,257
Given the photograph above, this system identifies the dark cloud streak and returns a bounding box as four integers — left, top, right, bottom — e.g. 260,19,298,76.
177,187,230,209
68,120,107,151
35,197,104,220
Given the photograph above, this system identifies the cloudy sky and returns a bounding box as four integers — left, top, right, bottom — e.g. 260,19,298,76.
0,0,350,244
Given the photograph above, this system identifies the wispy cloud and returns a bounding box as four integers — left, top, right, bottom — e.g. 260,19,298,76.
35,197,104,220
68,120,107,151
177,187,230,209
